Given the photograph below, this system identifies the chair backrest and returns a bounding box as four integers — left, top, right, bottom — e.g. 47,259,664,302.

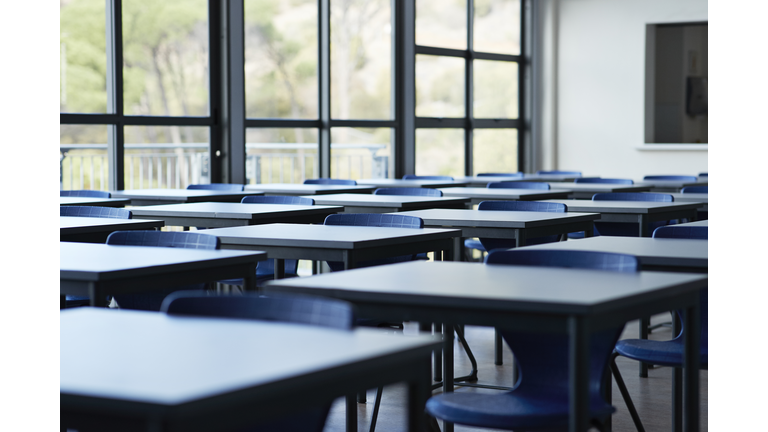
324,213,423,228
60,190,111,198
241,195,315,205
60,206,132,219
187,183,244,191
106,230,220,249
643,175,697,182
160,291,356,330
485,249,639,273
574,177,634,185
652,225,708,239
476,172,523,178
374,187,442,197
402,175,454,181
699,172,708,177
535,170,582,176
303,178,357,185
478,200,566,213
592,192,673,202
681,185,708,194
487,181,550,190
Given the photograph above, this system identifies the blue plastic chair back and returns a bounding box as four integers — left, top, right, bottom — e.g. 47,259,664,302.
60,190,111,198
475,201,565,252
373,187,442,197
60,206,132,219
427,250,633,430
241,195,315,205
402,175,454,181
303,178,357,185
487,181,550,190
592,192,673,202
643,175,697,182
699,172,708,177
681,185,708,194
574,178,634,185
476,172,523,178
187,183,244,191
106,231,220,311
652,225,708,240
536,170,582,176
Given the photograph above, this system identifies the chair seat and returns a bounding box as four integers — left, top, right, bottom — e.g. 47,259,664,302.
464,238,486,251
614,339,708,368
426,390,615,431
65,295,91,308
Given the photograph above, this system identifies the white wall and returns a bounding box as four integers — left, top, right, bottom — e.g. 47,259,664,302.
547,0,708,179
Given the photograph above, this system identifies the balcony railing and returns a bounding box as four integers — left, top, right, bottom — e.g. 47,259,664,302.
60,142,389,190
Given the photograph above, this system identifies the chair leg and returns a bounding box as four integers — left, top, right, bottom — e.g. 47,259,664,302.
494,328,503,365
609,351,646,432
368,386,383,432
453,325,478,382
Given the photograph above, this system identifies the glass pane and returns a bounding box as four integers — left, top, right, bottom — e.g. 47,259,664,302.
60,125,110,191
245,0,318,119
473,0,521,55
122,0,209,116
415,129,464,178
246,129,319,184
416,55,465,117
331,128,393,180
331,0,393,120
473,129,518,174
60,0,107,113
416,0,467,50
473,60,518,118
123,126,210,189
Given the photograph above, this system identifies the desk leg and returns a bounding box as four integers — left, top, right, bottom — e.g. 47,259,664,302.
639,215,649,237
683,296,700,432
346,394,358,432
568,316,590,432
274,259,285,280
60,295,66,310
672,316,683,432
495,330,503,365
88,283,107,307
244,263,258,292
443,322,454,432
639,317,649,377
407,356,432,432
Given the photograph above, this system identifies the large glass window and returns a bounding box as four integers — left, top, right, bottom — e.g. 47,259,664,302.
473,129,518,174
473,59,518,118
416,129,464,178
245,128,319,184
415,55,465,118
415,0,467,50
331,128,393,179
60,0,107,114
473,0,521,55
60,125,109,191
124,126,210,189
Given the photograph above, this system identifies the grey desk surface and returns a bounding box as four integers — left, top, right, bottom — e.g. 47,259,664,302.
303,193,470,210
669,193,708,204
355,179,469,188
60,197,131,207
545,183,653,194
60,242,266,282
265,260,706,317
61,308,440,427
517,236,707,270
455,174,581,186
668,220,708,228
438,187,571,201
244,183,376,195
541,199,702,214
60,216,164,235
634,180,707,191
394,208,600,229
206,223,461,249
129,202,343,221
111,189,265,203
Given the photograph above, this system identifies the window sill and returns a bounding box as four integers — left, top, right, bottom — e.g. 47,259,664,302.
635,144,708,151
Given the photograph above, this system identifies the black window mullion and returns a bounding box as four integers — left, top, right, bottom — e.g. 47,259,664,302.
319,0,331,178
208,0,223,183
106,0,124,190
465,0,474,176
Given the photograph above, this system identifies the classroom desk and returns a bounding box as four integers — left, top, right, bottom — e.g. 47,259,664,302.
438,187,571,205
111,189,265,206
355,178,468,189
60,242,266,307
265,260,706,432
304,193,471,213
544,183,653,199
455,173,582,186
129,202,343,228
634,180,708,192
60,196,131,207
670,193,708,214
61,308,441,432
542,199,701,237
60,216,164,243
244,183,376,195
206,223,460,278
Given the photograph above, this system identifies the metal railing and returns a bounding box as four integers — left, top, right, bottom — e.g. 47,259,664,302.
60,142,389,190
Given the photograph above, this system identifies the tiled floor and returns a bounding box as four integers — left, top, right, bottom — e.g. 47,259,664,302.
322,314,707,431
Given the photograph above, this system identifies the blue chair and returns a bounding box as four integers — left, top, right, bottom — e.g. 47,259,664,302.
187,183,244,191
536,170,582,176
476,172,523,177
591,192,675,237
643,175,697,182
60,206,132,219
698,172,708,177
303,178,357,185
426,249,636,431
681,185,708,194
60,190,111,198
241,195,315,205
373,187,442,197
610,228,707,432
402,175,454,181
487,181,550,190
160,291,354,432
107,231,220,311
575,178,634,185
